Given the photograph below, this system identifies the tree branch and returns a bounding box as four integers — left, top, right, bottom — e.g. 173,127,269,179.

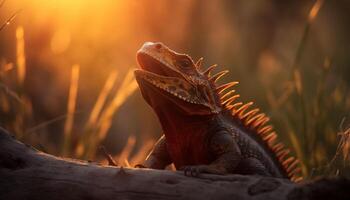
0,127,348,200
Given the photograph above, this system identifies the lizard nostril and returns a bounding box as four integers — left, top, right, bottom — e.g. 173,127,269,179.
155,43,162,50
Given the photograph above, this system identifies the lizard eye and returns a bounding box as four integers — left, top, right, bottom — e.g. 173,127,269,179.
177,58,192,70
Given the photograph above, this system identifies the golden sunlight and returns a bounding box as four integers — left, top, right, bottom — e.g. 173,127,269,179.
1,2,349,196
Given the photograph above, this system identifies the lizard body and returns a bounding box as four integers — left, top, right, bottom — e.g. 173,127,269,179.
134,42,302,182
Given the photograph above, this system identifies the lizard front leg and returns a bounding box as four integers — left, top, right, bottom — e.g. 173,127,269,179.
135,134,172,169
181,131,241,177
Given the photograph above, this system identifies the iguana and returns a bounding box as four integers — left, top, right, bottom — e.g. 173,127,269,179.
134,42,302,182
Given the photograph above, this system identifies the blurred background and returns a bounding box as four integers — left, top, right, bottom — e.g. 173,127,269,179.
0,0,349,179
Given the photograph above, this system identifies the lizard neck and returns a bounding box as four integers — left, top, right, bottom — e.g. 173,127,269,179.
153,104,216,138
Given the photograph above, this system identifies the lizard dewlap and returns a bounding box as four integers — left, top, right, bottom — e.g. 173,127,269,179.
134,42,302,182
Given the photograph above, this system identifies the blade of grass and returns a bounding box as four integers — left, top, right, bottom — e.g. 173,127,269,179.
76,71,118,157
288,130,308,177
96,69,138,141
16,26,26,87
328,119,350,167
287,0,325,175
79,69,137,159
85,74,137,159
308,0,324,23
86,70,118,129
116,135,136,167
99,146,118,166
0,9,21,32
129,139,155,167
62,64,80,156
25,110,84,134
342,127,350,163
0,82,23,103
13,25,27,139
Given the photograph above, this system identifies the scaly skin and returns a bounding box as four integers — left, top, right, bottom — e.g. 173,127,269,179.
134,42,301,181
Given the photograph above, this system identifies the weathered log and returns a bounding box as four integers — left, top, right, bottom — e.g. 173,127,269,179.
0,127,349,200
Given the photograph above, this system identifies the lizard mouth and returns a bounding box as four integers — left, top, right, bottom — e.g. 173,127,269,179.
136,51,183,79
134,70,200,104
135,45,200,104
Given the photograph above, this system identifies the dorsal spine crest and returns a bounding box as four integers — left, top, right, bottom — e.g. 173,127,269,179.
205,65,303,182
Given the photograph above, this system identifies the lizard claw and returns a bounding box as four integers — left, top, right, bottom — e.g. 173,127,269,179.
134,164,147,168
180,165,204,177
180,165,227,177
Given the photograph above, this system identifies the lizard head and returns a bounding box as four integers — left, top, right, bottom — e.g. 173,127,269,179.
134,42,222,115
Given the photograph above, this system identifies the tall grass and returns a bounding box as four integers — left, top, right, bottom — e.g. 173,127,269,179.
86,71,118,130
0,26,149,163
75,69,138,159
326,122,350,173
266,0,350,178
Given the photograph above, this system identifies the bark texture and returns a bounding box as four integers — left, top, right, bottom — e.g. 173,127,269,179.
0,127,349,200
